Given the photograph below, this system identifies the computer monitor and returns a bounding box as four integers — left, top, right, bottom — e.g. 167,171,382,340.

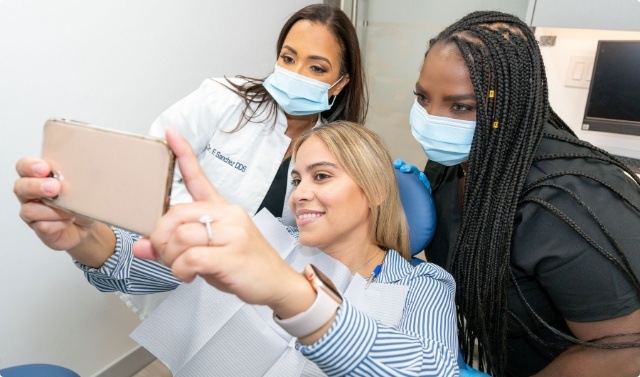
582,40,640,137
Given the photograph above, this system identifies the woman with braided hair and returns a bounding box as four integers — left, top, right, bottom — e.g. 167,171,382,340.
409,10,640,377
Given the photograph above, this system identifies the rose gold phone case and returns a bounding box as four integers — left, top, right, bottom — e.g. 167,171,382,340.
41,118,175,235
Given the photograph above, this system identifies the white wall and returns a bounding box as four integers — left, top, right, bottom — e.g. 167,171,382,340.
527,0,640,32
535,26,640,158
0,0,316,375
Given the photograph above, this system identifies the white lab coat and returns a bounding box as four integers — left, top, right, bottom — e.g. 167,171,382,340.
150,77,316,226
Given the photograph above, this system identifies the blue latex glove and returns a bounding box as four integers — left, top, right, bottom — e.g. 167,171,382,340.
394,159,432,194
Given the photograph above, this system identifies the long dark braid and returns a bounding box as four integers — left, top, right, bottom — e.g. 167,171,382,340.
429,11,640,376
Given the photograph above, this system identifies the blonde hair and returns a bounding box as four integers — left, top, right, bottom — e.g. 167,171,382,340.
292,121,411,260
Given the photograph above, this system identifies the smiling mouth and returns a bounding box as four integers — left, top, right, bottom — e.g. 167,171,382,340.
298,212,324,220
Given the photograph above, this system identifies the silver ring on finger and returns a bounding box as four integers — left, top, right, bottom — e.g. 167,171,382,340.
199,214,214,246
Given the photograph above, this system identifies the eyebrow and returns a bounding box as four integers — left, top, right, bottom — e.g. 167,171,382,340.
291,161,339,176
444,93,476,102
415,82,476,102
282,45,333,68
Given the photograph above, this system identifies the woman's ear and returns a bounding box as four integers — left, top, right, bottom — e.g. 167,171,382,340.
370,188,387,208
331,74,350,97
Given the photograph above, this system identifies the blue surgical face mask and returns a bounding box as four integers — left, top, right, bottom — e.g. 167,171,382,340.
409,99,476,166
263,64,343,116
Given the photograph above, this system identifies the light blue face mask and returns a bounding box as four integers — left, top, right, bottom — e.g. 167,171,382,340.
409,99,476,166
263,64,343,116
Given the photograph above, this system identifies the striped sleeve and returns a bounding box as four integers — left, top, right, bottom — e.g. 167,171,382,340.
298,262,459,376
74,227,180,294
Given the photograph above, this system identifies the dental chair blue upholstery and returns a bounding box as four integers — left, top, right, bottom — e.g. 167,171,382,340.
0,363,80,377
394,159,436,265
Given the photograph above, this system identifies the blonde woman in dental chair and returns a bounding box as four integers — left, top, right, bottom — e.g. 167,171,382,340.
123,122,458,376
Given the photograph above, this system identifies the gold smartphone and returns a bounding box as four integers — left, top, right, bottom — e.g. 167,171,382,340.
41,118,175,235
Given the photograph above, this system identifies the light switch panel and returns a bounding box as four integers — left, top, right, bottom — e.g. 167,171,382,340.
565,56,594,89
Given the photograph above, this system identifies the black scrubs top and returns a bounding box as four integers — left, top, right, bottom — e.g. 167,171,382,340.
424,124,640,376
257,156,291,218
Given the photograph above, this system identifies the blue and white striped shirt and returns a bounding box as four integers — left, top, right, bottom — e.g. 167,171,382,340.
76,227,459,376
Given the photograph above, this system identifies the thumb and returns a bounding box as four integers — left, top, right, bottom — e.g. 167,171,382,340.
165,127,225,203
132,238,158,261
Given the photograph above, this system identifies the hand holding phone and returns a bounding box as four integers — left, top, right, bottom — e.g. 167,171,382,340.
41,118,175,235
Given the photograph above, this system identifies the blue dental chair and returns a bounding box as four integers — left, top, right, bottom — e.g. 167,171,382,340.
394,159,436,265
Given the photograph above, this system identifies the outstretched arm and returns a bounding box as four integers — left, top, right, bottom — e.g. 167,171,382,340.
133,127,319,331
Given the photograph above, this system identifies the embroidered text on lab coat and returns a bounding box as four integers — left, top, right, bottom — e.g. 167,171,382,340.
206,144,247,172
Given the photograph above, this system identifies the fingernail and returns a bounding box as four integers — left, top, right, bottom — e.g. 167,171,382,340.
41,180,57,195
33,163,48,176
